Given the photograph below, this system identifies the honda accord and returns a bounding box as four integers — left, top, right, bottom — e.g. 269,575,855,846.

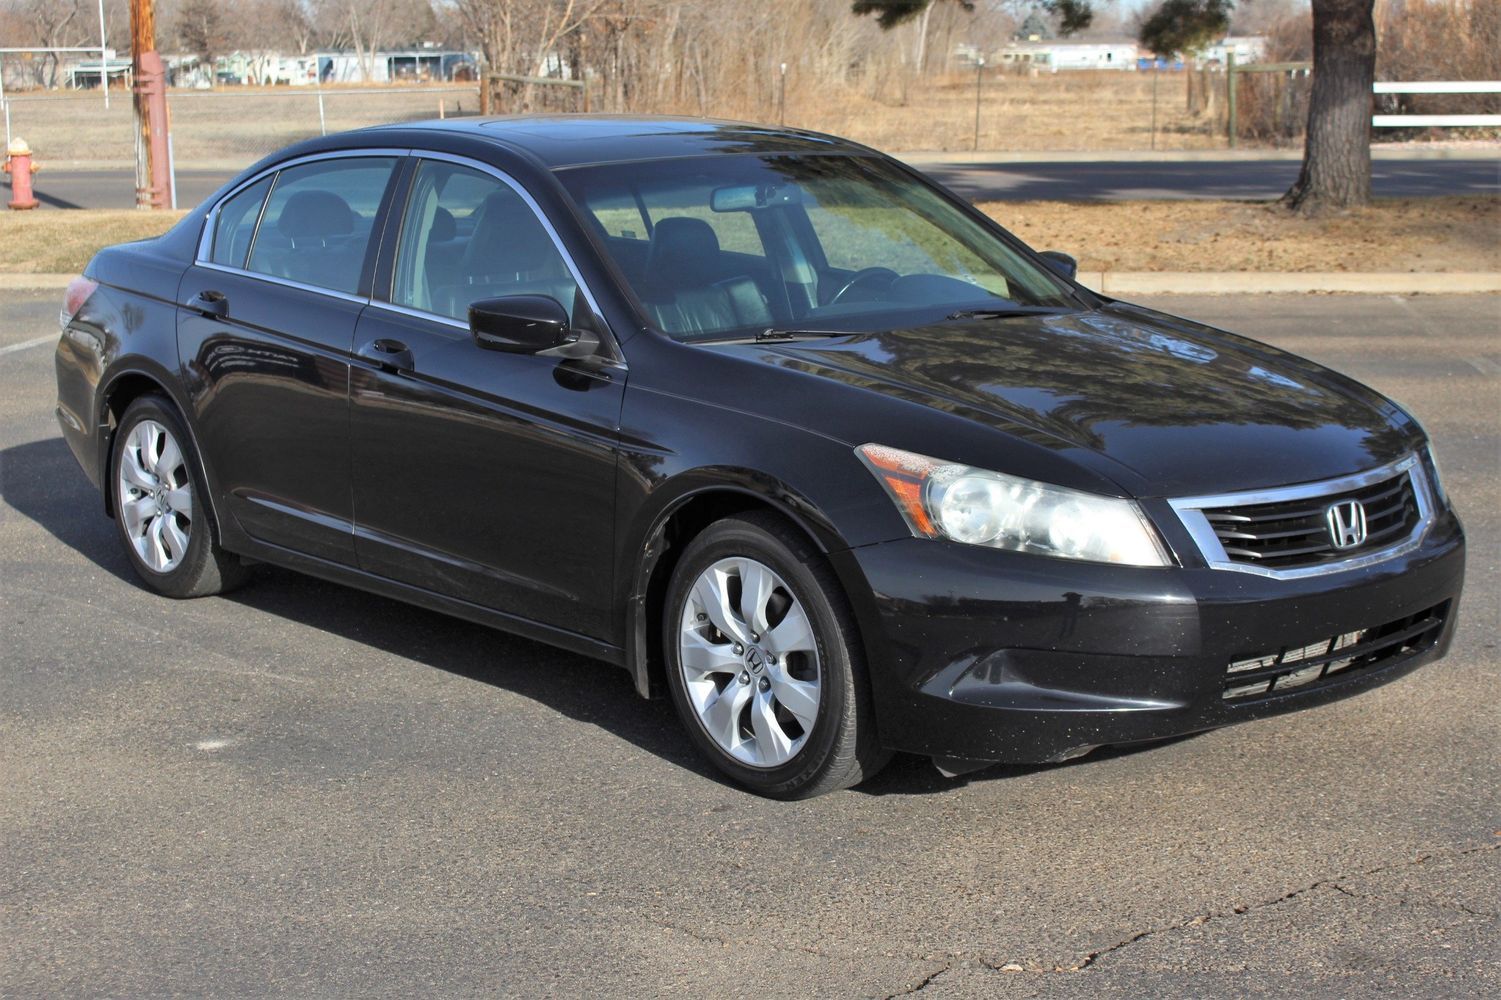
55,117,1465,797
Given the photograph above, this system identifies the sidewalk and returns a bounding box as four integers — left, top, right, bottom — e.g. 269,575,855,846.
902,145,1501,166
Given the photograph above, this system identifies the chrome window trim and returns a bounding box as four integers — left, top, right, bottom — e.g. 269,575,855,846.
194,147,412,275
383,150,620,359
367,298,469,333
196,260,369,307
1168,454,1435,580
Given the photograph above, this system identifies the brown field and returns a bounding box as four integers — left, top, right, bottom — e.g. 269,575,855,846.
986,196,1501,274
2,197,1494,277
809,70,1226,153
0,71,1226,168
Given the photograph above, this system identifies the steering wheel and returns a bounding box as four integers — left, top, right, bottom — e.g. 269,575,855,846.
827,267,900,306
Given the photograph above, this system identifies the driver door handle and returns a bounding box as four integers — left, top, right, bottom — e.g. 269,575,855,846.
358,337,414,374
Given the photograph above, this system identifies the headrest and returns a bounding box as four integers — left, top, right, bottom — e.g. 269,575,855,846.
463,190,561,270
277,190,354,239
428,205,456,242
647,217,722,286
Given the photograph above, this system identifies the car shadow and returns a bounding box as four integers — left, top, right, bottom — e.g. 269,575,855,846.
3,435,1192,798
2,436,712,784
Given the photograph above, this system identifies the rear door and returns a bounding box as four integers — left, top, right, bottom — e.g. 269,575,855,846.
348,155,626,641
177,153,401,563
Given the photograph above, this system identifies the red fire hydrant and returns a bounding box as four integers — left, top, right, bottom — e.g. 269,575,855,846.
5,138,40,211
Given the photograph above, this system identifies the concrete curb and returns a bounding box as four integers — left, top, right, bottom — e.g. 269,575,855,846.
2,271,1496,295
1081,271,1501,295
902,147,1501,165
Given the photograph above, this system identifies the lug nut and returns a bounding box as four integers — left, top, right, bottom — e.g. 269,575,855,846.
758,677,770,691
697,612,707,622
739,672,750,685
733,643,744,655
750,632,760,642
766,654,776,665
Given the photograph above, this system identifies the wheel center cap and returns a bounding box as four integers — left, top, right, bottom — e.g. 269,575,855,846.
745,646,765,673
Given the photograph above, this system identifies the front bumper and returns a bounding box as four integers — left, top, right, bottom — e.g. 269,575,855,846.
832,510,1465,764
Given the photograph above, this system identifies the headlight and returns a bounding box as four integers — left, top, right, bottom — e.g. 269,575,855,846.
856,444,1170,567
1422,442,1449,508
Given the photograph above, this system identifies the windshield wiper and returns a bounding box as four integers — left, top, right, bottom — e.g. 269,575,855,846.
946,306,1071,321
753,328,855,343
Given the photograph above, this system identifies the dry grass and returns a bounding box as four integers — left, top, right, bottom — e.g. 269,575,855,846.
1,198,1494,276
982,197,1501,273
806,70,1224,153
0,72,1227,168
0,210,188,273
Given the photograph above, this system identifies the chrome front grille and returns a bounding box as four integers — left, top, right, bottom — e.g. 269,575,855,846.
1204,472,1421,571
1222,602,1449,701
1168,455,1436,580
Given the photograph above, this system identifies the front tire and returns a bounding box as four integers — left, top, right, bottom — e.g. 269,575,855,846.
110,395,247,598
663,512,888,798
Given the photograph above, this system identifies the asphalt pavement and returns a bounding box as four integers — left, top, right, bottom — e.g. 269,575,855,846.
2,291,1498,997
6,156,1498,209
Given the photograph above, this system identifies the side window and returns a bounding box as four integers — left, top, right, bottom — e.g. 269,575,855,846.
209,175,272,268
391,160,579,323
245,157,396,295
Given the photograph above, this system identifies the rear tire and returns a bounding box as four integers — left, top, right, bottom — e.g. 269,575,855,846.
663,511,889,798
110,395,248,598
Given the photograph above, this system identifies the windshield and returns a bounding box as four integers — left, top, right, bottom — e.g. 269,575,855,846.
555,153,1080,341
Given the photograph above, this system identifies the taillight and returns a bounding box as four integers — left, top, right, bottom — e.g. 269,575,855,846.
60,275,98,331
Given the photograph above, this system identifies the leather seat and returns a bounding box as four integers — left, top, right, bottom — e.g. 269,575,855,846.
265,189,366,292
643,217,771,336
432,190,579,319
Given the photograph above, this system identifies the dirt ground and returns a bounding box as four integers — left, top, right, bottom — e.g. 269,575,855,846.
982,196,1501,273
2,197,1495,276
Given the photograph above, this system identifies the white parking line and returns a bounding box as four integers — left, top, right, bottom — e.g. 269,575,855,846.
0,333,56,357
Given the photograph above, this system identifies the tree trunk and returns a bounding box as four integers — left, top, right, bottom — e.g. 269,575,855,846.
1282,0,1377,213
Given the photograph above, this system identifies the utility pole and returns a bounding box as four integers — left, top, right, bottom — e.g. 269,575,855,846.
130,0,171,209
973,57,985,152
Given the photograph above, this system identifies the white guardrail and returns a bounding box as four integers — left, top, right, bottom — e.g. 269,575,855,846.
1372,81,1501,128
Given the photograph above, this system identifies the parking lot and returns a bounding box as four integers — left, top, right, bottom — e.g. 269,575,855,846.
2,290,1497,997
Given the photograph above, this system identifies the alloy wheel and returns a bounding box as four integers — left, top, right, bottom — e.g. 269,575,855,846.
117,419,194,573
677,556,822,768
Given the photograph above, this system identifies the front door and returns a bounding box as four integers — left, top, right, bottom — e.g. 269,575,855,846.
349,158,625,641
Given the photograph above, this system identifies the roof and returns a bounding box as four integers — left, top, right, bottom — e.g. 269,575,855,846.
364,115,870,169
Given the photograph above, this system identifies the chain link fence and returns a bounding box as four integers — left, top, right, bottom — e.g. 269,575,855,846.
2,85,481,168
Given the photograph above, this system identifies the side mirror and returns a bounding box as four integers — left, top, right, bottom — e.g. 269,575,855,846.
470,295,594,358
1038,251,1078,281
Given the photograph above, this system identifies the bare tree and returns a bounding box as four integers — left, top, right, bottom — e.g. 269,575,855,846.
312,0,434,80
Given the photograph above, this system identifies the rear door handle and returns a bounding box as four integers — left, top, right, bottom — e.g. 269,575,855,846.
358,338,414,374
186,289,228,318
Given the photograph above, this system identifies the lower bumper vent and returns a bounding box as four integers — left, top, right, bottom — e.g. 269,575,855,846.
1222,602,1449,701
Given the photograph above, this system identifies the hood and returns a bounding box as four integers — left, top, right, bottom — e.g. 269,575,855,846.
757,305,1415,497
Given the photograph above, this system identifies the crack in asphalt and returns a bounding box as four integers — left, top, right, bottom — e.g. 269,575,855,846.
660,841,1498,995
1062,841,1500,973
881,964,951,998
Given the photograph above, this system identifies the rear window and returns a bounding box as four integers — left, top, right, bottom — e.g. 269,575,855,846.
241,157,396,295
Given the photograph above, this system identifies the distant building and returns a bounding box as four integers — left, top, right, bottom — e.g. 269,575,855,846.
1200,36,1269,66
62,55,131,89
998,39,1140,72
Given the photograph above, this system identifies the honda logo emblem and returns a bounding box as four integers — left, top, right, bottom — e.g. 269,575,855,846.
1325,500,1368,550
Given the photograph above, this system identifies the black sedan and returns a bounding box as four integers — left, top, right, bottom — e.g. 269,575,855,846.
55,117,1464,798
